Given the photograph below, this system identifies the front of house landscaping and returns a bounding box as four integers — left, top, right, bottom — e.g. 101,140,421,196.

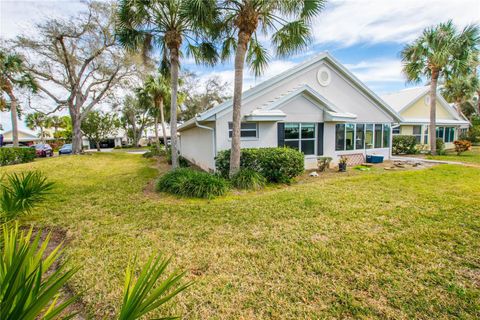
2,152,479,319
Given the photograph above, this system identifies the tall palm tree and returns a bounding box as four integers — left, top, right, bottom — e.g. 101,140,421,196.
401,21,479,154
25,112,49,143
0,50,37,147
190,0,326,175
144,73,171,150
117,0,217,169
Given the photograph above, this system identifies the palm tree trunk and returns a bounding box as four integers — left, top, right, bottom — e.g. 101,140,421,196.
96,141,101,151
477,89,480,115
229,31,250,176
9,95,19,147
169,47,180,169
159,98,168,150
429,70,439,155
40,127,45,144
154,115,160,150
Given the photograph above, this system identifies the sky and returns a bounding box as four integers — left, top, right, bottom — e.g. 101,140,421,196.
1,0,479,132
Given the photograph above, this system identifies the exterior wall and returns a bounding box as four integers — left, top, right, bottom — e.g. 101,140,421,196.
179,124,215,171
396,124,459,150
401,96,455,120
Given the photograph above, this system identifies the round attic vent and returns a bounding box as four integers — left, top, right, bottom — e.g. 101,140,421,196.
317,67,331,86
424,95,431,105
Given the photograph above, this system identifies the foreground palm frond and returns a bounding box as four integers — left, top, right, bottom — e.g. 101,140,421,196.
0,171,54,222
118,255,192,320
0,223,79,320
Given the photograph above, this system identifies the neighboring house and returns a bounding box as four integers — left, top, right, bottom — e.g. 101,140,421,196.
2,129,40,145
381,86,470,149
178,52,401,171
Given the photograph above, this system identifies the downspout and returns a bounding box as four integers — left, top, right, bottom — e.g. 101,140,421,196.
195,119,216,170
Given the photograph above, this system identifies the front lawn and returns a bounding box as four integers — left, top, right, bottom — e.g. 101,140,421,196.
427,146,480,164
2,153,479,319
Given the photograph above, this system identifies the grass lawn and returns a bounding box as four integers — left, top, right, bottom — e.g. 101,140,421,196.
2,153,480,319
427,146,480,164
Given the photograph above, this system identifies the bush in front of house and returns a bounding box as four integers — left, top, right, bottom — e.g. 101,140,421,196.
453,140,472,155
392,135,417,154
215,147,304,183
231,168,266,190
156,168,229,199
0,147,36,166
436,138,445,155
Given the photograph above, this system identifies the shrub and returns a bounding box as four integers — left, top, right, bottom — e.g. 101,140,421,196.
215,147,304,183
1,224,79,319
436,138,445,155
0,147,35,166
317,157,332,172
163,147,189,167
453,140,472,155
0,171,54,223
156,168,229,199
392,135,417,154
231,169,266,190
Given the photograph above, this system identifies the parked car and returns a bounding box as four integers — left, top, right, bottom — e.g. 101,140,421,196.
33,144,53,157
59,144,73,155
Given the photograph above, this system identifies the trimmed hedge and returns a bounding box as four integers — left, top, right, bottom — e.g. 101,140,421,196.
156,168,229,199
215,147,304,183
0,147,36,166
392,135,417,155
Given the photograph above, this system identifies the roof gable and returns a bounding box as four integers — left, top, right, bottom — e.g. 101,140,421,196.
191,52,401,123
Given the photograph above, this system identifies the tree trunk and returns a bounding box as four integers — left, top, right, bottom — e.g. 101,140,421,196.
229,31,250,176
96,141,101,151
169,47,180,169
70,109,83,154
429,70,439,155
40,127,45,143
9,95,19,147
154,115,160,151
159,98,168,150
477,89,480,115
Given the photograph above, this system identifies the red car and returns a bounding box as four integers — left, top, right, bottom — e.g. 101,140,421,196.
33,144,53,157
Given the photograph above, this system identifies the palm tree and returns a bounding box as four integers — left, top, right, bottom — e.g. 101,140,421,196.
194,0,326,175
25,112,49,143
49,115,67,136
0,50,37,147
116,0,217,169
401,21,479,155
144,73,171,151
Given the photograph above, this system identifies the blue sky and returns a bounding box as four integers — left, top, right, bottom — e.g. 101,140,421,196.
1,0,479,132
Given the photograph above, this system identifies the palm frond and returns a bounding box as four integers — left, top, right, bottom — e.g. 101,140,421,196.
272,20,311,57
246,37,270,77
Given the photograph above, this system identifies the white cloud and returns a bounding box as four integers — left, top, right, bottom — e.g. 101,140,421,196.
313,0,480,46
345,59,404,83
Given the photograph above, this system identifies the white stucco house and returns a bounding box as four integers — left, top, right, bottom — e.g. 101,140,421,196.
178,52,401,171
381,86,470,149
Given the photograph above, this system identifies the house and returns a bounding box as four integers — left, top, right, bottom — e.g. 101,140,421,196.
381,86,470,149
2,129,40,146
178,52,401,171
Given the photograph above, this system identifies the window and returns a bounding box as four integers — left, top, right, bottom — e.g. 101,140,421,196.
424,126,429,144
335,124,345,151
228,122,257,138
335,123,391,151
355,124,365,149
374,124,382,148
345,124,355,150
445,127,455,142
383,124,390,148
392,125,400,135
412,125,422,144
284,123,316,155
365,124,374,149
436,127,444,139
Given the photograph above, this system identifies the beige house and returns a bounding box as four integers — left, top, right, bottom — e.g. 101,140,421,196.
381,87,470,149
2,129,40,145
178,52,401,171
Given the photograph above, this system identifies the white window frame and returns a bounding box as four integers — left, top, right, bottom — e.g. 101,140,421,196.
284,122,317,156
335,123,390,151
228,122,258,140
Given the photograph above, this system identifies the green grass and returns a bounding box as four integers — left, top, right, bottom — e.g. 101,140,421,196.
427,146,480,164
2,153,480,319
